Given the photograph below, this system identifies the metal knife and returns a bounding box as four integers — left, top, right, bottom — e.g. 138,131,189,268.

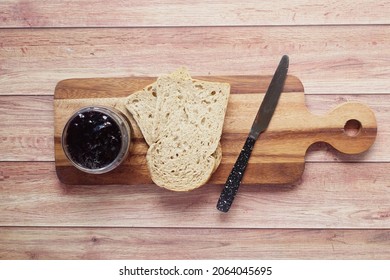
216,55,289,212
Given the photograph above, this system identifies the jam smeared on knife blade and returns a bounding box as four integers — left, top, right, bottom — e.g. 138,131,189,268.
65,110,122,169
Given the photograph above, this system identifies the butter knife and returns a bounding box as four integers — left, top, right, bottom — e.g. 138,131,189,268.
216,55,289,212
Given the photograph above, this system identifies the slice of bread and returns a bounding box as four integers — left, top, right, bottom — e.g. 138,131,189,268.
125,83,158,146
126,68,229,191
125,81,223,172
126,68,191,146
147,73,230,191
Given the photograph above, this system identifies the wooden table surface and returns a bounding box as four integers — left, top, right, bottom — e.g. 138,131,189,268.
1,0,389,260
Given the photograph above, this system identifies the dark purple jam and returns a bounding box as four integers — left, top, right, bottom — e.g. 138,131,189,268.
65,110,122,169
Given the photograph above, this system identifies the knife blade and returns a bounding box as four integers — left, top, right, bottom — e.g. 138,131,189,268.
216,55,289,212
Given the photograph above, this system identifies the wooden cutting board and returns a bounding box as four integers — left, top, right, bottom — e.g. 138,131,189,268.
54,75,377,186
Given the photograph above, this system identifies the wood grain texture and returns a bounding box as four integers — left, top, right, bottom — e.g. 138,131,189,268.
53,75,377,185
0,94,387,162
0,96,54,161
0,162,389,228
1,0,389,260
0,0,389,28
1,227,389,260
1,26,390,95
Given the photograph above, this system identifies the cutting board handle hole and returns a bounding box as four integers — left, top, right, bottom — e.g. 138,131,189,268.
343,119,362,137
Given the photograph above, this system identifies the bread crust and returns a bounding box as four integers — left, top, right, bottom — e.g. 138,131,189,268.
126,68,230,191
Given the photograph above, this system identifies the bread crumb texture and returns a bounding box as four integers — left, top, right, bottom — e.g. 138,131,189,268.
126,68,230,191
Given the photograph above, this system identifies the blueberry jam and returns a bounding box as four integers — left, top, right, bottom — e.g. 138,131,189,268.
64,110,123,170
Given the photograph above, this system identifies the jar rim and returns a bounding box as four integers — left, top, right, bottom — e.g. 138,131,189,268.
61,106,131,174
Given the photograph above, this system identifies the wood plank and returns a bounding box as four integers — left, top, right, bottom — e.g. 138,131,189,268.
0,0,389,28
1,94,387,162
0,162,388,228
0,96,54,161
1,227,389,260
1,26,389,95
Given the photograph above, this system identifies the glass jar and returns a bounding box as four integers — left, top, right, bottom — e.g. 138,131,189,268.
62,106,131,174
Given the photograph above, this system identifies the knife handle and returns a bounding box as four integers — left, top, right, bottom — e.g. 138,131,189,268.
216,136,256,212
